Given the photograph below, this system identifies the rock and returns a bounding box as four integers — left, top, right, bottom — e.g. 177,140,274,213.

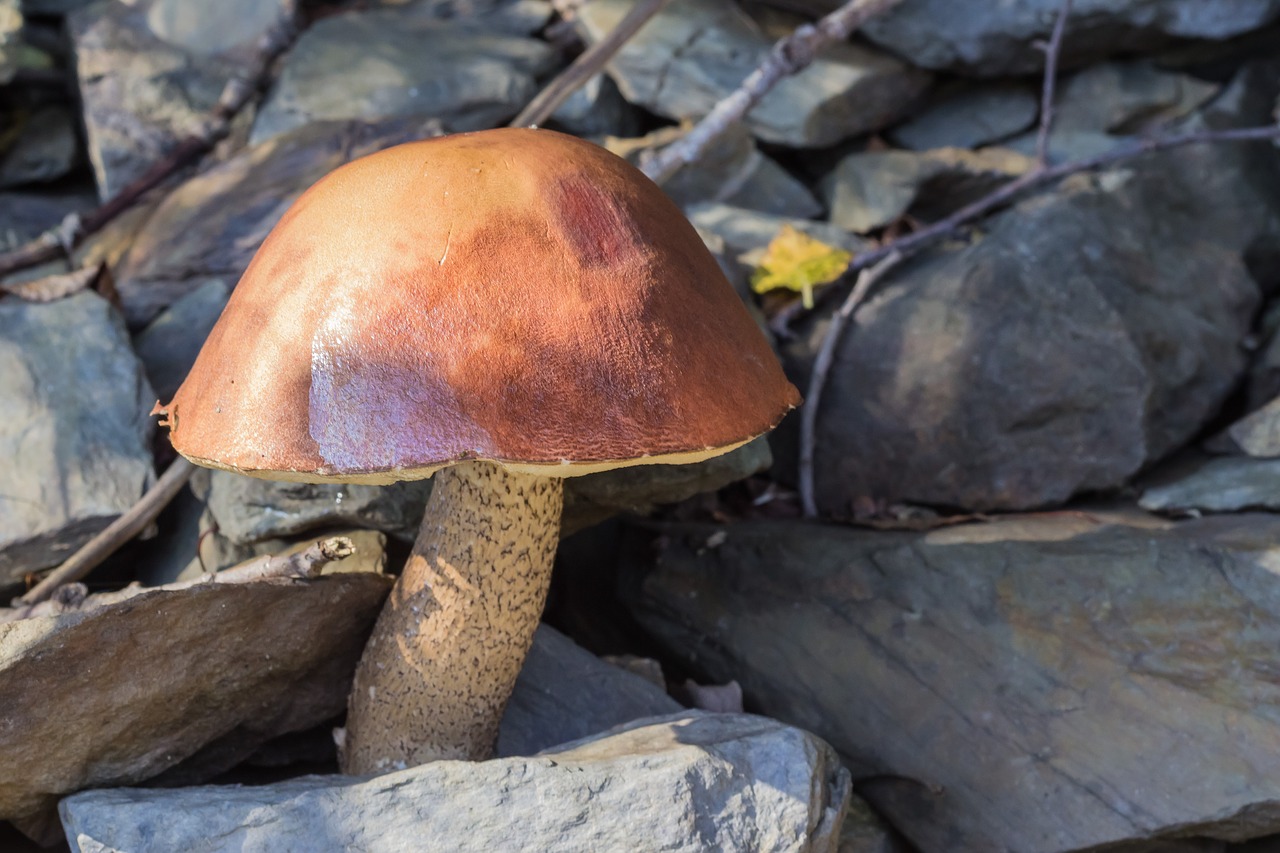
131,279,230,400
688,202,871,265
888,84,1039,151
114,116,445,329
497,624,682,757
549,72,642,139
176,528,389,583
839,797,909,853
69,0,295,199
1139,455,1280,511
201,436,772,546
1053,62,1220,135
606,124,822,218
577,0,929,148
0,292,154,586
786,135,1279,512
61,711,850,853
1225,396,1280,457
0,106,78,188
249,4,555,146
822,146,1033,233
0,185,96,251
0,572,392,825
200,470,432,546
623,515,1280,852
856,0,1280,76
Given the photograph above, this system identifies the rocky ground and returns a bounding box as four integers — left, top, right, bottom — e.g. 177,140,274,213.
3,0,1280,850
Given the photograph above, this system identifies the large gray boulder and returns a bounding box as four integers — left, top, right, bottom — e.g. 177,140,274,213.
61,712,850,853
787,130,1280,513
623,515,1280,852
0,292,154,585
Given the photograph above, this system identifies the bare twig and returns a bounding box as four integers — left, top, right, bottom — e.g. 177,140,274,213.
0,8,299,283
511,0,671,129
15,457,196,606
1,537,355,623
639,0,905,184
799,253,902,517
1036,0,1073,166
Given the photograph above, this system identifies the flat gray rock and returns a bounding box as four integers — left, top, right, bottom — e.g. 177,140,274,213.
0,573,392,825
498,624,683,757
624,515,1280,852
1225,396,1280,457
787,123,1279,512
69,0,294,199
61,712,850,853
577,0,929,148
822,146,1033,233
249,4,554,146
1139,455,1280,511
857,0,1280,75
888,84,1039,151
688,203,871,264
606,124,822,219
0,292,154,585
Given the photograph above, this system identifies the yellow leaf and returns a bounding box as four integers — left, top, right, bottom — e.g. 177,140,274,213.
750,225,852,309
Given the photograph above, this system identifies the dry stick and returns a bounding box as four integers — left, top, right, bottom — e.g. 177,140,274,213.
15,457,196,606
2,536,355,623
799,253,902,517
640,0,905,184
0,10,299,283
1036,0,1074,166
510,0,671,129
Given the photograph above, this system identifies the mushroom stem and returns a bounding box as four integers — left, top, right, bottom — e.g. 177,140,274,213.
340,461,563,773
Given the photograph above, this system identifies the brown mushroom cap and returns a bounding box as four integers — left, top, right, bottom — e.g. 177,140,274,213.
157,128,800,483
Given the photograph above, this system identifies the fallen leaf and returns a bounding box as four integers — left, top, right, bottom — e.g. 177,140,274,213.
750,225,852,309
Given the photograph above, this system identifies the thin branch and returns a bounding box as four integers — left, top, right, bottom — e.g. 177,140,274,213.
15,457,196,606
1,537,355,623
799,253,902,517
1036,0,1073,166
511,0,672,129
0,7,299,283
639,0,905,184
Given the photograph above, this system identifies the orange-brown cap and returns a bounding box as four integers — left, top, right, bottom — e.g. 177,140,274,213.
154,128,801,483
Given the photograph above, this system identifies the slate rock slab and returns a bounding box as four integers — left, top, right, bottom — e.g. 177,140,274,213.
857,0,1280,75
787,136,1279,512
69,0,294,199
61,712,850,853
0,291,154,585
1139,455,1280,511
249,4,555,146
0,573,392,825
623,515,1280,852
578,0,929,148
498,624,682,757
888,84,1038,151
114,116,445,329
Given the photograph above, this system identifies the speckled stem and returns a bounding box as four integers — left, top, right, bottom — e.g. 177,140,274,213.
340,461,563,773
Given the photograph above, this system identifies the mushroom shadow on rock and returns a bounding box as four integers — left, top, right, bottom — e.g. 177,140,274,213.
153,127,800,773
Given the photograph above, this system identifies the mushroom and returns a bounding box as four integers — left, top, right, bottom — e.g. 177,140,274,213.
153,127,800,773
